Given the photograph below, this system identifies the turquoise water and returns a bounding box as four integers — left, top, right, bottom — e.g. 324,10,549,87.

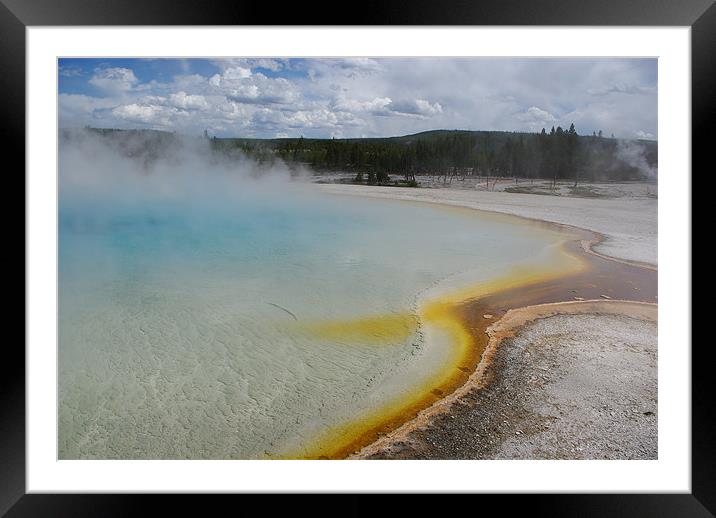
58,170,569,458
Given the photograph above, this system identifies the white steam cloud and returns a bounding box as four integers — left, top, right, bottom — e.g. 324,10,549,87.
615,140,657,179
59,130,312,211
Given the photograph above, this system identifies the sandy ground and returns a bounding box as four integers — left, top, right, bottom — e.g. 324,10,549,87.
312,182,658,461
491,312,657,460
314,182,657,266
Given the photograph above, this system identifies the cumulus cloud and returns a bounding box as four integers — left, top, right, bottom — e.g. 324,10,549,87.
60,57,658,139
111,103,180,126
514,106,557,130
389,99,443,117
211,58,286,72
330,97,442,119
169,92,209,111
331,97,393,115
59,94,119,127
89,67,139,93
209,66,252,86
251,107,363,131
208,68,299,105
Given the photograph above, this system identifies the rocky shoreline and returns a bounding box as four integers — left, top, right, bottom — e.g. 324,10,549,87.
356,302,657,459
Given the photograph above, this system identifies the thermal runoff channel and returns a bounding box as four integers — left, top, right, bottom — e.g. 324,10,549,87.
58,132,579,459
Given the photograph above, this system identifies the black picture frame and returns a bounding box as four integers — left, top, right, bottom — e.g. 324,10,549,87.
5,0,709,513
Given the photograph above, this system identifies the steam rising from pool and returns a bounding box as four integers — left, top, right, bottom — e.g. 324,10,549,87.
59,132,574,458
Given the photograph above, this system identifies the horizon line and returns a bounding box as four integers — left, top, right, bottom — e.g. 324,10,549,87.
61,126,659,143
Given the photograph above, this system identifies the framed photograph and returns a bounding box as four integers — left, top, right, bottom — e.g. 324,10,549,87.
7,0,709,512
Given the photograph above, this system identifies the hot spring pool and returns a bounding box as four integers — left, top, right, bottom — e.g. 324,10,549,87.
58,183,580,459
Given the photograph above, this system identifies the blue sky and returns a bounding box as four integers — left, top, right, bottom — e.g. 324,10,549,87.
59,57,658,140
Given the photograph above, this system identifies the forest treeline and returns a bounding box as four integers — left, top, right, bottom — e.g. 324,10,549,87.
63,126,658,184
213,126,657,184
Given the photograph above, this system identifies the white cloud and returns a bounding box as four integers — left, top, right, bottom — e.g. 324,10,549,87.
331,97,392,115
59,94,119,127
60,58,658,139
513,106,558,131
389,99,443,117
251,107,363,132
172,74,209,91
111,103,181,128
331,97,442,119
516,106,557,124
208,68,298,105
169,91,209,110
211,58,287,73
111,104,168,124
89,67,139,93
209,66,252,87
